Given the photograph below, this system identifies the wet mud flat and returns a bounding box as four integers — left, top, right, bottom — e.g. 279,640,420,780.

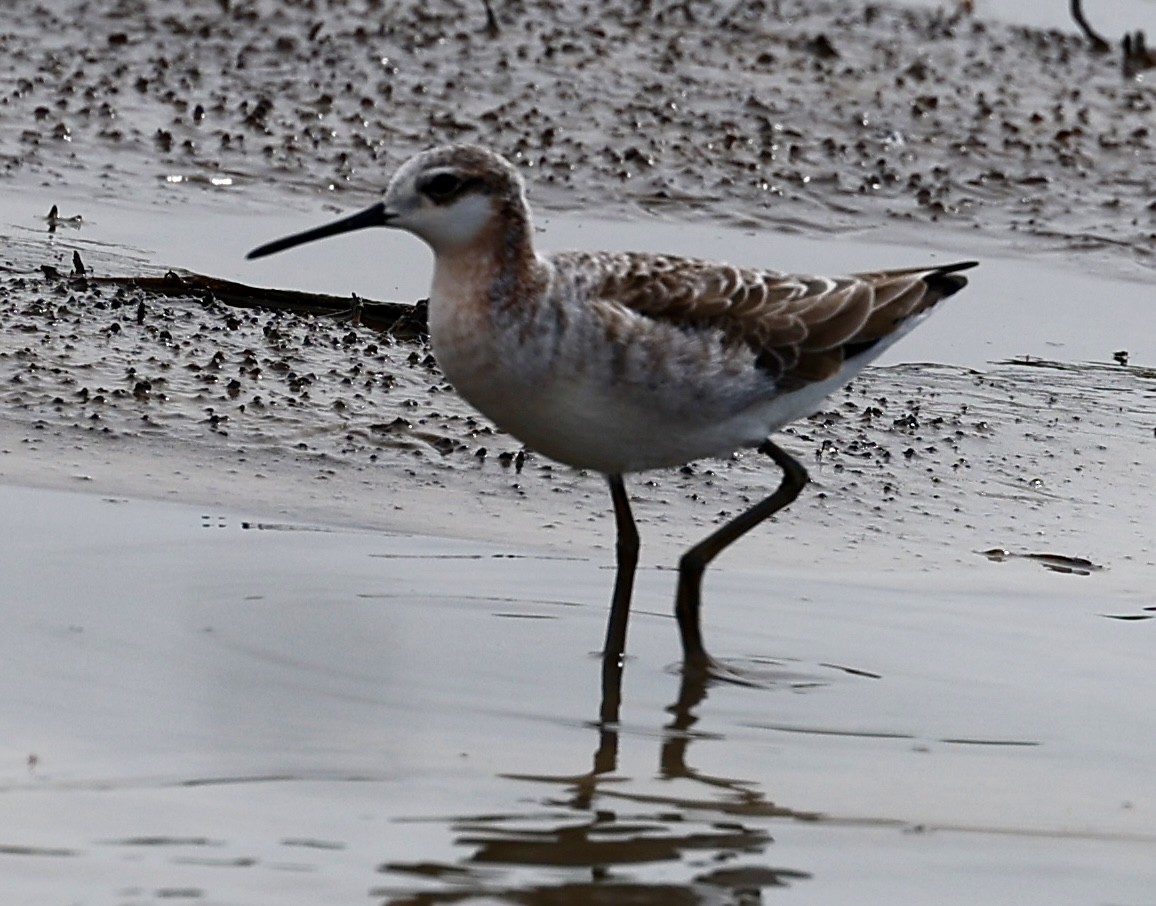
2,269,1155,581
2,0,1156,902
2,0,1154,260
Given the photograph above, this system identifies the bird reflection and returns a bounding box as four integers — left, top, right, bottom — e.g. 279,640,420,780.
379,664,814,904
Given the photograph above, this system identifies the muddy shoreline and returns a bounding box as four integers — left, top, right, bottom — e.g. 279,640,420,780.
3,0,1153,263
3,270,1154,594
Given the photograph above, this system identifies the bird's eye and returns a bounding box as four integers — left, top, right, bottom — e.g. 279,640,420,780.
421,172,464,202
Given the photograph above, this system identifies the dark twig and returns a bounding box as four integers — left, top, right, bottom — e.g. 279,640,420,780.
1123,30,1156,78
88,272,427,337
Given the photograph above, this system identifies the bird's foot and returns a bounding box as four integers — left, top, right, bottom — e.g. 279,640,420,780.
680,650,787,689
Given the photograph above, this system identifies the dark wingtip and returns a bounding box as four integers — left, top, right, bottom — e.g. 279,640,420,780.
939,259,979,273
926,260,978,297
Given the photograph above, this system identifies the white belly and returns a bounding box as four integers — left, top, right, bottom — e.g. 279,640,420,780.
468,373,768,473
429,287,798,474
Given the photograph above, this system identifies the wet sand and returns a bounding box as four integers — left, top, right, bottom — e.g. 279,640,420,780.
2,0,1156,902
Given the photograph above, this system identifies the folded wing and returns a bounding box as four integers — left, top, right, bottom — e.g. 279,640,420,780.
575,252,976,389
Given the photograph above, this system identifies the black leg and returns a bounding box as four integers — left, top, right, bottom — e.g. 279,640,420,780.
602,474,640,667
675,440,809,669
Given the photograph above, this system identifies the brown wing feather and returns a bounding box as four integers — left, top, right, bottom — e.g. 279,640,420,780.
569,252,976,387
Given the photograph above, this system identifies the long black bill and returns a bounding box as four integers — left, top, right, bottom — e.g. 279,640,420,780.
246,202,391,260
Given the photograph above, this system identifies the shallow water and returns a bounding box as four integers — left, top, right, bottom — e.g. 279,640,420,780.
2,486,1154,904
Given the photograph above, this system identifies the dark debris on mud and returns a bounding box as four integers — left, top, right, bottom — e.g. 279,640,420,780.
0,267,475,467
3,262,1153,574
1,0,1154,260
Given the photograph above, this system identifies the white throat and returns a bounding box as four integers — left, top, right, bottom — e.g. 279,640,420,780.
406,193,495,252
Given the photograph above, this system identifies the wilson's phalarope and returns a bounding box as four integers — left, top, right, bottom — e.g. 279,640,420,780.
249,144,976,674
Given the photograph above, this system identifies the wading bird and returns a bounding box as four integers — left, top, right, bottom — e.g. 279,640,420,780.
249,145,975,675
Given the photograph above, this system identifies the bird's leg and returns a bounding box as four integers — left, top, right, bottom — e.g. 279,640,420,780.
1069,0,1113,53
602,474,640,666
675,440,809,671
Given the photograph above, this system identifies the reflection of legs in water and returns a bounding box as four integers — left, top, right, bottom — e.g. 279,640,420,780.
658,668,710,782
396,661,816,902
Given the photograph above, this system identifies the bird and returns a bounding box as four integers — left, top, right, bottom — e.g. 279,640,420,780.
248,144,976,675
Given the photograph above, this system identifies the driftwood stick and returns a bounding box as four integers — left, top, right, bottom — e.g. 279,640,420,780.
86,272,428,338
